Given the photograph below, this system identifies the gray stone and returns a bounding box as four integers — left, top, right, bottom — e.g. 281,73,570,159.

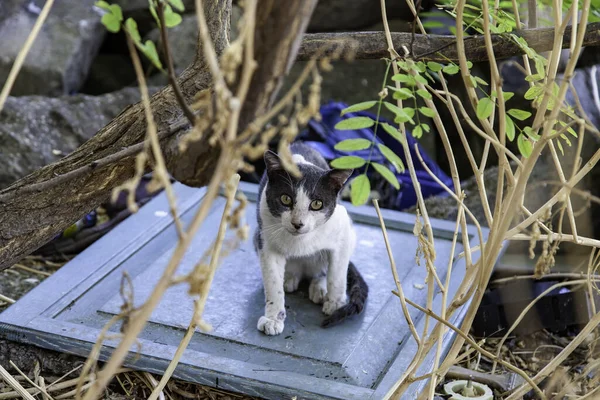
144,13,199,77
0,87,157,189
115,0,195,13
307,0,433,32
0,0,106,96
80,54,137,95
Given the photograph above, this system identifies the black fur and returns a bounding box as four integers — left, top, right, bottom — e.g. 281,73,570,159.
321,262,369,328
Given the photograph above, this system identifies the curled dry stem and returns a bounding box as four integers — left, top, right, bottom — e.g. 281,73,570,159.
147,174,241,400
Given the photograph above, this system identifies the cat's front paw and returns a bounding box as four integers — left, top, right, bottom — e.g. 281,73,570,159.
284,274,300,293
309,277,327,304
257,315,285,335
322,298,347,315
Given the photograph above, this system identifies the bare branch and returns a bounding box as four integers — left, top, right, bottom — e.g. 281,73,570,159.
296,21,600,62
157,1,196,125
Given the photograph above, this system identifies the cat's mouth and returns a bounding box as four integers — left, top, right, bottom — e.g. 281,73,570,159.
287,228,307,236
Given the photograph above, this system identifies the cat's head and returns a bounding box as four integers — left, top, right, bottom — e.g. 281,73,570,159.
263,151,353,235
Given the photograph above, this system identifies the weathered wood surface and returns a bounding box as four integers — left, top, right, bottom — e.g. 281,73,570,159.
297,22,600,62
0,0,318,271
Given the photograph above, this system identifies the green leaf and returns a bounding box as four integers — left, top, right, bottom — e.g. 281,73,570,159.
505,115,515,141
334,117,374,130
517,134,533,158
443,64,460,75
523,126,540,141
101,13,121,33
524,85,544,100
560,133,572,147
414,74,428,85
381,122,406,144
474,76,488,86
421,123,431,133
388,87,414,100
149,2,160,26
422,20,446,28
534,57,546,78
372,163,400,189
330,156,367,169
168,0,185,11
350,174,371,206
466,61,474,69
378,144,405,172
419,106,436,118
125,18,141,42
476,98,494,120
416,89,432,100
556,138,564,155
525,74,543,82
141,40,163,69
469,76,478,88
503,91,515,101
95,1,111,11
334,138,372,151
341,101,378,115
427,61,443,72
163,5,182,27
392,74,416,85
108,4,123,21
396,61,409,71
403,107,415,119
413,125,423,138
507,109,532,121
559,120,578,137
385,102,415,124
415,62,427,73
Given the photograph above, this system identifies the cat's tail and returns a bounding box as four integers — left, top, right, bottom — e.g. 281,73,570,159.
321,262,369,328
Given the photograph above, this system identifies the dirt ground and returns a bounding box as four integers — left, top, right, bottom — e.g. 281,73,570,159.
1,256,599,399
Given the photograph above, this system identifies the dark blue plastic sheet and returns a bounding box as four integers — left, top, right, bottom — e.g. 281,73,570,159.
299,101,453,210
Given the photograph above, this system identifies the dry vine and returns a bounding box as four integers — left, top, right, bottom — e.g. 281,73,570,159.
2,0,600,398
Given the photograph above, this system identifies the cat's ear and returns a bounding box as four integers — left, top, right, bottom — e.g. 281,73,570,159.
326,168,353,192
264,150,283,173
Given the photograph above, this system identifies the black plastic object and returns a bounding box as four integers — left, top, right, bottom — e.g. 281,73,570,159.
472,279,596,337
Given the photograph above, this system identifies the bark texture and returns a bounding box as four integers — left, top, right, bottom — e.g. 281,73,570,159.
0,0,318,271
296,22,600,62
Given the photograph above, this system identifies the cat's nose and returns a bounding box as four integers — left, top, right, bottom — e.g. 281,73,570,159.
292,221,304,230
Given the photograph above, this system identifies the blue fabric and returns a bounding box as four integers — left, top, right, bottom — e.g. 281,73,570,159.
299,101,452,210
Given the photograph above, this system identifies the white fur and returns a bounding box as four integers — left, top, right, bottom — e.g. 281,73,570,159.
256,187,356,335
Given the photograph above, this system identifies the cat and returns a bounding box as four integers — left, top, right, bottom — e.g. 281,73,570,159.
253,142,369,336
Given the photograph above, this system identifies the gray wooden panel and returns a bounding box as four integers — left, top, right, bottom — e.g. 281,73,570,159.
0,181,492,399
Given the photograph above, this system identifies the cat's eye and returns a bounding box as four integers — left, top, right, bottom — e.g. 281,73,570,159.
310,200,323,211
280,194,292,206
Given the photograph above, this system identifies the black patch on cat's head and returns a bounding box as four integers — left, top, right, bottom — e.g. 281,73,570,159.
263,151,352,221
264,151,283,177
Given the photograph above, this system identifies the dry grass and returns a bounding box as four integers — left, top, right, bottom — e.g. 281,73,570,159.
0,254,257,400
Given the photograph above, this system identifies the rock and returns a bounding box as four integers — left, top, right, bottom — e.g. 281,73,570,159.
307,0,434,32
0,0,106,96
144,13,199,77
0,87,158,189
114,0,196,13
80,53,137,95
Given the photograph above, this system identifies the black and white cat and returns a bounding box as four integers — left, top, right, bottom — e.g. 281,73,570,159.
253,142,369,336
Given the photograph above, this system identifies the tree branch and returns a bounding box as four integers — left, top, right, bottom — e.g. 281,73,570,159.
156,1,196,125
296,21,600,62
0,0,232,271
0,0,319,271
